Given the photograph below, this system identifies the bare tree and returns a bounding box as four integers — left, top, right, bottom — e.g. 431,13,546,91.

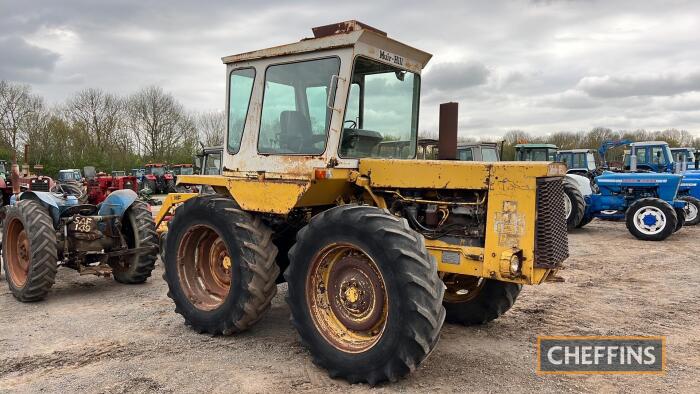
64,88,124,147
127,86,196,161
196,111,226,146
0,80,46,154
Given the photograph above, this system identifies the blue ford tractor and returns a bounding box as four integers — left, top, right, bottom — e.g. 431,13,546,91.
670,147,697,170
622,141,700,225
580,172,686,241
1,165,159,302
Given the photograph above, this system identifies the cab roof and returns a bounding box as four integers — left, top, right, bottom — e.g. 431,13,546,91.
630,141,669,147
514,143,557,149
557,149,594,153
222,20,432,69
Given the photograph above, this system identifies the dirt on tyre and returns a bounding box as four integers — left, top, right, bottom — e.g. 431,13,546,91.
625,198,677,241
163,196,279,335
285,204,445,385
679,196,700,225
2,200,58,302
562,178,585,230
110,200,158,284
442,275,521,325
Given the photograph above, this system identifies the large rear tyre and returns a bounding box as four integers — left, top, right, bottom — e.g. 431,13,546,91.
576,215,594,228
166,180,176,193
679,196,700,225
2,200,57,302
562,179,585,230
442,275,521,325
110,200,158,284
163,196,279,335
625,198,677,241
285,204,445,385
144,179,157,194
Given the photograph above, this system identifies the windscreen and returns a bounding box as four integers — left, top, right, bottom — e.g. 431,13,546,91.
340,57,420,159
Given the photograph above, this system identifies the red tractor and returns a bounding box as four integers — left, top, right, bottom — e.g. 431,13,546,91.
169,164,197,192
111,170,139,193
84,167,140,205
143,163,175,194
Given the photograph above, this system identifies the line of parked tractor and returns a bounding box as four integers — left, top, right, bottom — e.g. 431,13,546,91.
435,139,699,241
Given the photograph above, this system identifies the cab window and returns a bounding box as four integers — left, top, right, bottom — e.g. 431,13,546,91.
481,147,498,162
651,147,666,165
258,57,340,155
340,57,420,159
227,68,256,154
458,148,474,161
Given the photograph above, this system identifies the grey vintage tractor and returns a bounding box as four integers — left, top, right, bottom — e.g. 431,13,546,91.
2,167,158,302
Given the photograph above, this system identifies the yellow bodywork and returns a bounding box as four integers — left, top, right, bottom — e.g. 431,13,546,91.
165,160,566,286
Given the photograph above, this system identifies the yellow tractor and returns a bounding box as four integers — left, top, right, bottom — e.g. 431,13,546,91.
160,21,568,384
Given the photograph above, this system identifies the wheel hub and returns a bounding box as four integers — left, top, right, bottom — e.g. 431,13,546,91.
6,219,30,287
307,244,388,353
177,225,232,311
685,202,698,222
563,193,572,219
634,206,666,235
327,255,384,332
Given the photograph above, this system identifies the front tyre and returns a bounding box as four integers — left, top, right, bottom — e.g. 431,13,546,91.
163,196,279,335
442,275,521,325
679,196,700,225
110,200,158,284
625,198,677,241
2,200,58,302
286,205,445,385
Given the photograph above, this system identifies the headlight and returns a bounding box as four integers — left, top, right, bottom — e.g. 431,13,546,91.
547,163,568,176
509,254,522,274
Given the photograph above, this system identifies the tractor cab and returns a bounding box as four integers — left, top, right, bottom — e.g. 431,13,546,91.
556,149,597,176
171,164,194,176
144,164,166,178
195,146,224,175
623,141,675,173
131,168,145,178
514,143,558,162
57,168,83,183
457,142,501,162
671,147,697,170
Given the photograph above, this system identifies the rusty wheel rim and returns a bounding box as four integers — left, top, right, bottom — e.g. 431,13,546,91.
306,243,388,353
6,218,30,287
177,225,232,311
442,274,485,303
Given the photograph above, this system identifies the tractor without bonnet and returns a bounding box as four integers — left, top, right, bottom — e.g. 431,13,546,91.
161,21,569,384
2,164,158,302
143,163,175,194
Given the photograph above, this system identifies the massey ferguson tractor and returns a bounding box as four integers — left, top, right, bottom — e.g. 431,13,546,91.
83,167,139,205
143,163,175,194
2,163,158,302
159,21,569,384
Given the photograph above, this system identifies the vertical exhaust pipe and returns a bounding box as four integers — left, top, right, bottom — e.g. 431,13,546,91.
438,102,458,160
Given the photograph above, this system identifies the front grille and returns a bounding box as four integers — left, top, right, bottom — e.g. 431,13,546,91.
534,177,569,268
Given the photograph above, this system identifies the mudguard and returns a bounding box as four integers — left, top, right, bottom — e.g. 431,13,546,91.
98,189,139,217
565,174,593,196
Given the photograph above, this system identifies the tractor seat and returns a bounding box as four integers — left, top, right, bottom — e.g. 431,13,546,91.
279,110,323,154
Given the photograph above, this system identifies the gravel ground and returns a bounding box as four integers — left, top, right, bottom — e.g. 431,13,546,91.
0,219,698,393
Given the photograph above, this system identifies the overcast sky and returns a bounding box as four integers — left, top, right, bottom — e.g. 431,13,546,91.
2,0,700,139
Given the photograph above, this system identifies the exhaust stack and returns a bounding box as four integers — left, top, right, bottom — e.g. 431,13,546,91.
438,102,458,160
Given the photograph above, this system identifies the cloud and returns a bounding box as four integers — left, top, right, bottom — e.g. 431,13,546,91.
423,62,490,94
0,36,60,83
577,72,700,98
